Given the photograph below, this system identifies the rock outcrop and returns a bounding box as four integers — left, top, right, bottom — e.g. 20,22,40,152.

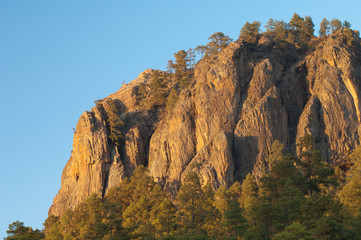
49,30,361,216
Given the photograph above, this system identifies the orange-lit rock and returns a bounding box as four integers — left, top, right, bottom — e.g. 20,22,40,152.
49,30,361,216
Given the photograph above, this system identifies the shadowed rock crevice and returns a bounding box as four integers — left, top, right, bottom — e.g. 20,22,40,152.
233,136,259,179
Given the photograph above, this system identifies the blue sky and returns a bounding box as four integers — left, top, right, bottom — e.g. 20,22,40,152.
1,0,361,237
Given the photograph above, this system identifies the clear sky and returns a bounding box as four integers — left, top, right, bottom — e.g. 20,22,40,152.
1,0,361,237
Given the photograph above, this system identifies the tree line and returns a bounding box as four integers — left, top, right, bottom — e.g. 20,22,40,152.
134,31,232,111
240,14,355,49
133,13,357,112
6,135,361,239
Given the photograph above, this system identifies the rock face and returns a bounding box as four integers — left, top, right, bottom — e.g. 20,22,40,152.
49,31,361,216
49,71,158,216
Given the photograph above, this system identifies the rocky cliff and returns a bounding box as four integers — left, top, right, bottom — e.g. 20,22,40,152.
49,30,361,216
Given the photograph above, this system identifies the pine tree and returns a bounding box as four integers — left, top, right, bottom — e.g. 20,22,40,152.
202,183,223,239
240,174,258,215
319,18,330,36
166,60,175,88
195,45,208,59
102,200,127,240
343,28,357,47
206,32,232,56
313,214,353,240
122,167,165,238
149,70,167,107
338,145,361,213
186,48,195,69
330,18,342,33
166,60,174,74
105,98,124,146
265,19,276,33
44,216,62,240
150,198,177,237
173,50,188,80
214,185,230,213
60,209,78,239
240,21,261,44
224,199,248,239
5,221,44,240
179,78,190,90
272,222,314,240
265,19,288,40
176,171,206,232
267,140,286,170
135,83,148,107
257,149,306,235
78,194,108,239
166,88,178,111
173,50,190,90
106,178,133,212
289,13,304,31
303,16,315,40
228,181,242,201
122,196,154,237
239,173,260,237
343,20,351,29
129,165,157,202
296,135,336,197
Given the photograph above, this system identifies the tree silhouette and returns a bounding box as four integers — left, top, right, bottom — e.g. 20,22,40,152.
206,32,232,55
331,18,342,33
319,18,330,36
240,21,261,44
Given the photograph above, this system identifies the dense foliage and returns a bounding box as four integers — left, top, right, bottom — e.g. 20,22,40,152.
94,98,124,147
4,221,44,240
7,136,361,239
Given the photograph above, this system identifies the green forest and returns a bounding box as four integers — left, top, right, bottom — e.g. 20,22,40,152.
7,136,361,239
5,14,361,240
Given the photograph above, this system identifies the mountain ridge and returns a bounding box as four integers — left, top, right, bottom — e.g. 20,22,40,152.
49,29,361,216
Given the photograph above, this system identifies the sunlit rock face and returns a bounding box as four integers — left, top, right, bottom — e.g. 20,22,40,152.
49,30,361,216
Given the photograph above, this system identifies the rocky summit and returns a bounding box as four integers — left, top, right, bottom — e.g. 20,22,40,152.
49,30,361,216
